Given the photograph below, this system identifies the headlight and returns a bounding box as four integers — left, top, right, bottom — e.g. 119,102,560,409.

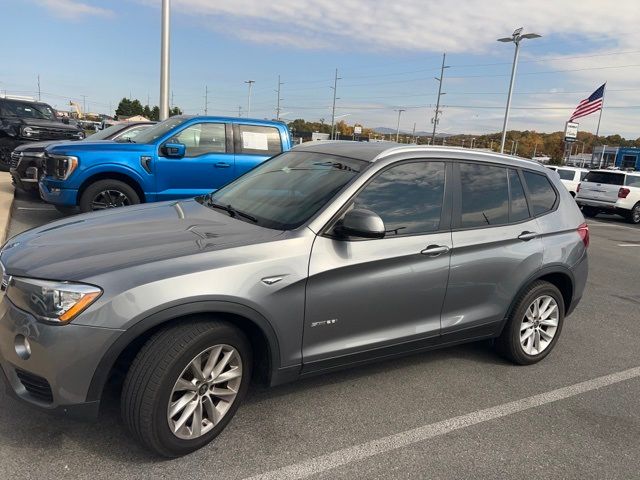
48,154,79,179
6,277,102,324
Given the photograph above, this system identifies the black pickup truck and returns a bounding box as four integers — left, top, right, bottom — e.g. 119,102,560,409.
0,97,84,171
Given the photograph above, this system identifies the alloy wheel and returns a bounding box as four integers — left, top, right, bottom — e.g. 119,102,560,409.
633,205,640,224
90,189,131,210
520,295,559,356
167,344,243,440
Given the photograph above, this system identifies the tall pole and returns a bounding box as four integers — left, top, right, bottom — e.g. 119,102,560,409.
245,80,255,117
395,109,405,142
37,74,41,101
81,95,87,115
431,53,447,143
276,75,283,120
412,122,416,144
330,68,340,140
532,142,538,159
159,0,170,120
470,137,475,149
500,41,520,153
204,85,208,115
595,84,606,140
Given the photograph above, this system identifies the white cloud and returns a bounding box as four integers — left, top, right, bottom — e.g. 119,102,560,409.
34,0,113,19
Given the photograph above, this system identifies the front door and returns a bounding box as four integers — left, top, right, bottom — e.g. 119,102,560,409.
303,160,452,370
155,121,235,201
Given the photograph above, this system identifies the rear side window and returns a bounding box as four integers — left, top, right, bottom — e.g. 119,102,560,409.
626,175,640,188
459,163,509,227
580,171,588,181
509,169,530,222
583,171,624,185
523,171,557,215
237,125,282,155
557,169,575,181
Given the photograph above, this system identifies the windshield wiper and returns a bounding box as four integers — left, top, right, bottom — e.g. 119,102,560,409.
204,199,258,223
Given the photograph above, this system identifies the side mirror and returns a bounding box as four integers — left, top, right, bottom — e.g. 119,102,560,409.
334,208,385,239
162,142,186,158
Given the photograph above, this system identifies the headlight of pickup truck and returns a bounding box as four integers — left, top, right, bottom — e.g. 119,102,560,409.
49,154,79,179
6,277,102,324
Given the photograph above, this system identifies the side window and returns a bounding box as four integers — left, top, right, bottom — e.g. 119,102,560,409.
523,171,558,215
626,175,640,188
238,125,282,155
172,123,226,157
509,169,530,222
351,161,446,236
459,163,509,228
580,171,588,181
557,169,575,181
117,125,149,142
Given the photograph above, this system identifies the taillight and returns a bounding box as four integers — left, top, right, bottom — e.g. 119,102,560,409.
576,183,581,193
618,188,630,199
577,222,589,249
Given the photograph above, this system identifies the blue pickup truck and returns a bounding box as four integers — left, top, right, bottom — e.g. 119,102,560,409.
39,116,292,212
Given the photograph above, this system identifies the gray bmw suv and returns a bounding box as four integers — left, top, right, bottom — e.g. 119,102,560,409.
0,143,588,457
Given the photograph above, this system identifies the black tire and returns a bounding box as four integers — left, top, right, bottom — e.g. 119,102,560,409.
121,320,252,457
495,280,565,365
54,205,77,215
79,179,140,213
626,202,640,225
582,206,598,218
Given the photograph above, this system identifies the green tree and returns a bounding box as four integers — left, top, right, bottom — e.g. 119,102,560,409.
142,105,152,119
115,98,133,118
170,106,182,116
151,106,160,121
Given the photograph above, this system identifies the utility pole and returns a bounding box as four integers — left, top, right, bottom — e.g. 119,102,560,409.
532,142,538,159
431,53,449,143
238,106,242,118
204,85,208,115
275,75,284,120
159,0,171,120
81,95,87,114
395,109,405,142
244,80,255,117
37,74,41,101
330,68,341,140
171,90,174,109
411,122,416,144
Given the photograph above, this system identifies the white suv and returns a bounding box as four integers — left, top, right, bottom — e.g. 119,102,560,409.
575,169,640,224
547,166,589,197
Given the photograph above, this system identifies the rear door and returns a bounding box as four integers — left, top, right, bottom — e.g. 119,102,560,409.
442,163,544,336
578,171,625,204
155,121,235,201
233,124,283,178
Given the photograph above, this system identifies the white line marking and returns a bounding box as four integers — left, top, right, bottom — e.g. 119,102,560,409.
618,244,640,247
588,221,639,232
16,206,56,211
245,366,640,480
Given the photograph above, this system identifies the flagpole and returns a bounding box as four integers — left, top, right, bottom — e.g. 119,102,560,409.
596,83,606,168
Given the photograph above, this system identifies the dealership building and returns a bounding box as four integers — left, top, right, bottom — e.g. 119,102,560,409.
590,146,640,170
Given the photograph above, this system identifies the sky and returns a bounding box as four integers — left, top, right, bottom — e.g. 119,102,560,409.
2,0,640,139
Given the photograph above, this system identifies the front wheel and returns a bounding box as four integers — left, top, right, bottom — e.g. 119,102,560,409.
121,320,252,457
496,281,565,365
79,179,140,213
626,203,640,224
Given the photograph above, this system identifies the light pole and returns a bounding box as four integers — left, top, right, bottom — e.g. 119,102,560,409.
395,109,405,142
330,69,341,140
470,137,475,149
497,28,541,153
431,53,449,143
244,80,255,117
159,0,170,120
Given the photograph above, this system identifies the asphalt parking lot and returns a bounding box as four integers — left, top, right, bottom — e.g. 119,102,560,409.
2,192,640,480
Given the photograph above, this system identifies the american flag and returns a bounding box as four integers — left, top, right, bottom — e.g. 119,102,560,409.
570,83,605,121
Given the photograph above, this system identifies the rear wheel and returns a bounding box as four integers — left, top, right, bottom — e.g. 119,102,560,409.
79,179,140,213
496,281,565,365
121,320,252,457
582,206,598,218
626,202,640,224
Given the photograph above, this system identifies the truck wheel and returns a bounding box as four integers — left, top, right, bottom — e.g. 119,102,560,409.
495,280,565,365
582,206,598,218
121,320,252,457
626,203,640,224
79,179,140,213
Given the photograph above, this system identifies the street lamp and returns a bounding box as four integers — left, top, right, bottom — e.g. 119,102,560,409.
159,0,171,120
497,28,541,153
244,80,255,117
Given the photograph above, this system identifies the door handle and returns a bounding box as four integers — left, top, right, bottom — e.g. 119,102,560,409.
215,162,231,168
518,231,538,241
420,244,450,257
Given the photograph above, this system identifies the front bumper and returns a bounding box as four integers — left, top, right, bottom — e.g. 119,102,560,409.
576,198,629,213
10,156,41,192
0,295,123,420
39,179,78,206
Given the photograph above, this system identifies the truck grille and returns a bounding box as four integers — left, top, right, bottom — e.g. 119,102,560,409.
33,128,80,141
15,369,54,404
10,151,21,169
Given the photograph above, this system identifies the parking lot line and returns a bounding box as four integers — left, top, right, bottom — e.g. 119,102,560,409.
244,366,640,480
588,221,638,232
618,244,640,247
16,206,57,211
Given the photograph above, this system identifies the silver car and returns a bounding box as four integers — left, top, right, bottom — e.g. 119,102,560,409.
0,143,589,456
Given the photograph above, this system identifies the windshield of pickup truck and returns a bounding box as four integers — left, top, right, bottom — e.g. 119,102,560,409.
0,100,56,120
131,116,187,144
199,151,367,230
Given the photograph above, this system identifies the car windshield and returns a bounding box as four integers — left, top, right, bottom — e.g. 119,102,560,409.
131,116,188,144
0,100,56,120
87,123,127,141
199,151,367,230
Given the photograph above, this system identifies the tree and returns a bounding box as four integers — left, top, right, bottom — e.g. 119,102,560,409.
142,105,152,119
151,106,160,121
115,98,133,118
170,106,182,116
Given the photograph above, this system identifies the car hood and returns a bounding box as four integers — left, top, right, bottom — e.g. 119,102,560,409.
46,140,151,155
0,200,285,281
20,118,82,132
14,140,63,153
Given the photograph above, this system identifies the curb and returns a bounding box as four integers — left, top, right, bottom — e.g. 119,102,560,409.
0,172,15,244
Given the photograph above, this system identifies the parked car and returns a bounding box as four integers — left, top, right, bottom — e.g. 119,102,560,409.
575,169,640,223
10,121,155,193
0,143,589,456
39,116,291,213
546,166,589,196
0,96,84,171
